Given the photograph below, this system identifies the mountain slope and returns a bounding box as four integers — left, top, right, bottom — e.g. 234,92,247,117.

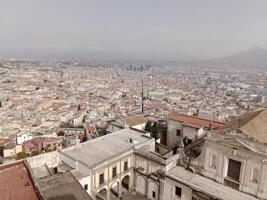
209,47,267,66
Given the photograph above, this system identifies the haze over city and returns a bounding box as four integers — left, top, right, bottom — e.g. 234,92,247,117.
1,1,267,200
1,0,267,60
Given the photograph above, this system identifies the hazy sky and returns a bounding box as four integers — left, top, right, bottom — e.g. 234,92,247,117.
1,0,267,60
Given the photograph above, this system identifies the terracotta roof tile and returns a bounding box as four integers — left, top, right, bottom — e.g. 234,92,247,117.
0,161,39,200
122,115,147,127
168,112,225,129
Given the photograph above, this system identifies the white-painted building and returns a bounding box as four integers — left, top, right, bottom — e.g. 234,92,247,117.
25,110,267,200
26,128,155,200
16,132,33,145
191,132,267,199
161,112,225,148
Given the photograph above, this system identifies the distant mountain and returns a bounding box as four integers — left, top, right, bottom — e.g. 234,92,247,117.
207,46,267,66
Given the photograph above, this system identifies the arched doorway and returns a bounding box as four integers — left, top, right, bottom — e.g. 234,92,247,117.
110,181,119,198
148,181,159,200
96,188,107,200
136,175,146,195
122,175,130,191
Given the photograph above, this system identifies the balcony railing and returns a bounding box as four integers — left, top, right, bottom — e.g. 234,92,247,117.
224,177,240,190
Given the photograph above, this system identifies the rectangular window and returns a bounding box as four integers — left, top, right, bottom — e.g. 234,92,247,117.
176,129,181,137
124,161,128,171
152,191,156,198
112,167,117,178
227,159,241,182
84,184,88,190
175,186,182,196
99,173,104,185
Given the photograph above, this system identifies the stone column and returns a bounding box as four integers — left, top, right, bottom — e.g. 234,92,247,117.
107,189,111,200
129,170,134,192
118,181,122,198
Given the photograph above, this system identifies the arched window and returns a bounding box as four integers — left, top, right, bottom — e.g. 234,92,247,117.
209,155,217,169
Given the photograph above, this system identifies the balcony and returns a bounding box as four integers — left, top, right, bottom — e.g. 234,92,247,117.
224,177,240,190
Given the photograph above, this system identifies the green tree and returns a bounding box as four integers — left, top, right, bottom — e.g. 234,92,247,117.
0,145,4,157
31,150,40,156
57,131,65,136
16,152,28,160
61,140,67,148
150,122,158,139
45,148,53,153
145,121,152,132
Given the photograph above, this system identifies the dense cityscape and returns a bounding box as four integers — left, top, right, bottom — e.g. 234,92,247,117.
1,59,267,138
1,58,267,200
1,0,267,200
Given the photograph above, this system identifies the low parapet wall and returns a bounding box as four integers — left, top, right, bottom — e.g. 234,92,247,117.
26,151,60,168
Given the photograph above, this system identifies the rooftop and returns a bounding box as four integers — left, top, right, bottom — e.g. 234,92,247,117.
167,166,258,200
37,172,92,200
168,112,226,129
205,131,267,155
0,161,39,200
62,128,152,168
121,115,148,127
226,108,267,144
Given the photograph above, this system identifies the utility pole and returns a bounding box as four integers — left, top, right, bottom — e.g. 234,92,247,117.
141,79,144,113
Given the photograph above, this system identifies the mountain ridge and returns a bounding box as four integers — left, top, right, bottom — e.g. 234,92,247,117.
206,46,267,66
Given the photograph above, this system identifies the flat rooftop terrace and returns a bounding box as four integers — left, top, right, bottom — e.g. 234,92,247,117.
37,172,92,200
62,128,152,168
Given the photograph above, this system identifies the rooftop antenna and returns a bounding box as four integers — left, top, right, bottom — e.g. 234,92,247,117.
141,79,144,114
